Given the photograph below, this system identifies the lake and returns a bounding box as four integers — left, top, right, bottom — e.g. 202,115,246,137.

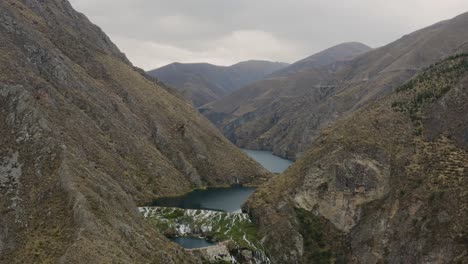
159,149,293,249
241,148,293,173
152,149,293,213
151,186,256,212
170,237,215,249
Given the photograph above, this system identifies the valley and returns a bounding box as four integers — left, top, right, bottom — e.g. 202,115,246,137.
0,1,466,264
241,149,293,173
201,13,468,160
139,149,292,263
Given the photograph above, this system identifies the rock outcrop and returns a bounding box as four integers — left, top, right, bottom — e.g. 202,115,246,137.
0,1,268,263
245,52,468,263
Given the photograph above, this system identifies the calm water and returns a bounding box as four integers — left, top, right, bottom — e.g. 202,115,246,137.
160,149,293,249
241,149,293,173
170,237,215,249
152,186,255,212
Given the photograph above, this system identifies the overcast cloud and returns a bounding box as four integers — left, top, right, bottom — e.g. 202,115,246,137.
69,0,468,70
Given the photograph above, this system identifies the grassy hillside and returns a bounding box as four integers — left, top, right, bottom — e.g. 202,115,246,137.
245,53,468,263
0,1,269,263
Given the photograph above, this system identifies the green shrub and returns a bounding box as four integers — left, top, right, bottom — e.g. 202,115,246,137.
392,55,468,135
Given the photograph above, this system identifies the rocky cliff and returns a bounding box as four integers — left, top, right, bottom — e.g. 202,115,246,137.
245,52,468,263
202,13,468,160
0,0,269,263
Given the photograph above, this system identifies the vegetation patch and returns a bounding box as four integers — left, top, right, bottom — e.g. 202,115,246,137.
140,207,264,253
392,54,468,135
294,207,347,264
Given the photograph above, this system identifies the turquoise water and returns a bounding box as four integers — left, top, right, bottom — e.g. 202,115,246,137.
161,148,293,249
170,237,215,249
152,149,293,214
241,149,293,173
152,186,255,212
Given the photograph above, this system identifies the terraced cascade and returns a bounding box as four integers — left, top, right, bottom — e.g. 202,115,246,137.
139,207,270,263
138,150,292,262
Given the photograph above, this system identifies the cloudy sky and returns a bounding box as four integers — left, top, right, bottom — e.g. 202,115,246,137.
69,0,468,70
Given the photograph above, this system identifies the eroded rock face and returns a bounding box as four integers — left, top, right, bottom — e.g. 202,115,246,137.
189,241,234,263
0,152,22,204
245,54,468,263
294,154,390,232
0,151,22,256
0,1,269,263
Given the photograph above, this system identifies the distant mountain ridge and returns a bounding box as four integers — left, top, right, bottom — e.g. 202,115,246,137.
201,12,468,160
246,50,468,264
270,42,371,77
148,60,289,106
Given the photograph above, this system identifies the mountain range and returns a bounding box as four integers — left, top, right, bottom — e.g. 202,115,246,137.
245,48,468,263
0,1,467,263
148,60,289,106
201,13,468,160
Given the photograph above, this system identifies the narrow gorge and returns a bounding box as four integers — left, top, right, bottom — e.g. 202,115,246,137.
1,1,466,264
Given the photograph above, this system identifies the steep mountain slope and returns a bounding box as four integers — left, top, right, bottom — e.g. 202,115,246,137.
202,13,468,160
148,60,289,106
0,1,269,263
270,42,371,78
245,52,468,263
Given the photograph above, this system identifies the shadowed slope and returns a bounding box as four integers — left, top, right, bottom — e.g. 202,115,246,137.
0,0,268,263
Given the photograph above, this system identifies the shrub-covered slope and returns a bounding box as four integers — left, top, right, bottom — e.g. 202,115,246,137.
245,53,468,263
0,0,268,263
203,13,468,160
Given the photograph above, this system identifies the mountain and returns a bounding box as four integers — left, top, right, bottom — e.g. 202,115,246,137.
201,13,468,160
245,50,468,263
270,42,371,77
147,60,289,106
0,1,269,263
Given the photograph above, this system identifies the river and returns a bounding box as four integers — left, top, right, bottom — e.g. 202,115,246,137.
241,148,293,173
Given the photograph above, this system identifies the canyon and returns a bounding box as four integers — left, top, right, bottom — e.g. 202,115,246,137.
0,1,466,264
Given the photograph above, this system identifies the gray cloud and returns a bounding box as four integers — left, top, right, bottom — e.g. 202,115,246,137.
69,0,468,70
